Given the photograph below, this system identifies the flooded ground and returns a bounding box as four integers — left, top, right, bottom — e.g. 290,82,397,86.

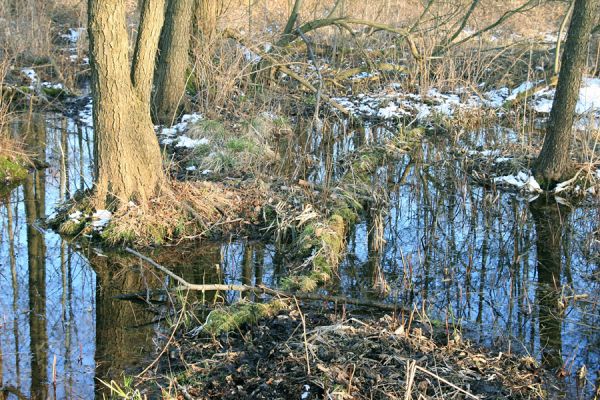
1,111,599,398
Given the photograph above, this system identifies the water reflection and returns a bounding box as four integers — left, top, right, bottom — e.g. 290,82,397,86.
1,111,598,398
339,131,599,394
24,117,48,399
531,198,568,371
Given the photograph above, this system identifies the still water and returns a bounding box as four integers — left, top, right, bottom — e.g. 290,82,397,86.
0,112,598,398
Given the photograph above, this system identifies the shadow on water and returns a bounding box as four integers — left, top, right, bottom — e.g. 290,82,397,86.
1,112,599,398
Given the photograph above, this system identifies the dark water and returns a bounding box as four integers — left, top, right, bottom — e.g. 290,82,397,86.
1,113,598,398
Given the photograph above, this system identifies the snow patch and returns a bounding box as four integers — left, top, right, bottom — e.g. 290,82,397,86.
91,210,112,230
493,171,542,193
176,136,209,148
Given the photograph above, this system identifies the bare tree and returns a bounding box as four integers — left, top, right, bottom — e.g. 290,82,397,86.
153,0,194,125
534,0,599,184
88,0,166,206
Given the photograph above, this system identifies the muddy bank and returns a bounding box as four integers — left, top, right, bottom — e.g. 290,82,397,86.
151,304,561,400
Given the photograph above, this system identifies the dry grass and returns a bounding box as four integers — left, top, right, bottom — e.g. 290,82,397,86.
96,179,270,246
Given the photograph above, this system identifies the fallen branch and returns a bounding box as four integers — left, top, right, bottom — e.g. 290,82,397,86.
125,247,408,312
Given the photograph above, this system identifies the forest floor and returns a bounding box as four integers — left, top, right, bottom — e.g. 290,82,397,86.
137,302,562,400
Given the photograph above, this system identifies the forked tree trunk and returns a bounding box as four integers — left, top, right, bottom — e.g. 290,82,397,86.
88,0,166,206
534,0,599,184
153,0,194,125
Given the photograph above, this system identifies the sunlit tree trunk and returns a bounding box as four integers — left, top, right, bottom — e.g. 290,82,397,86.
88,0,166,207
534,0,599,184
153,0,194,125
194,0,219,41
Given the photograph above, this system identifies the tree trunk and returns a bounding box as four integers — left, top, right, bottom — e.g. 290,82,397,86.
534,0,599,184
153,0,194,125
194,0,219,41
88,0,166,206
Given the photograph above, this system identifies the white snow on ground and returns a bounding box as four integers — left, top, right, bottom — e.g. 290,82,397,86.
533,78,600,114
91,210,112,230
156,112,206,147
333,77,600,123
493,171,542,193
61,28,84,44
175,136,209,148
68,211,83,222
21,68,38,87
41,82,64,90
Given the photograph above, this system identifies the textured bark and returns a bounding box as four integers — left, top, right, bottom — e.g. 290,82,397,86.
535,0,599,184
88,0,165,206
132,0,167,106
194,0,219,40
153,0,194,125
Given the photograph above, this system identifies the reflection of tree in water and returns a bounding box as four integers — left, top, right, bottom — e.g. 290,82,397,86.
530,197,570,371
90,242,223,392
24,116,49,399
91,252,162,387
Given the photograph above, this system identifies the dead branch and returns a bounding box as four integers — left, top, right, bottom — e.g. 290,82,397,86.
125,247,409,312
224,28,350,115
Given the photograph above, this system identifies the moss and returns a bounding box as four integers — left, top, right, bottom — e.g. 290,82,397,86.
58,219,87,236
41,86,69,98
0,156,28,184
188,119,227,139
202,300,288,335
100,225,136,244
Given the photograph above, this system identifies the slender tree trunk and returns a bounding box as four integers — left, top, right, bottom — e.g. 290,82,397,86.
534,0,599,184
88,0,166,206
153,0,194,125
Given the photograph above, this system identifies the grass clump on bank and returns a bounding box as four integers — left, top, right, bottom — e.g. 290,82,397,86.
0,155,27,184
200,299,288,336
50,180,270,247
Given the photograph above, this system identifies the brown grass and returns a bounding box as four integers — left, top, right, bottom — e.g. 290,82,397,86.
101,179,270,246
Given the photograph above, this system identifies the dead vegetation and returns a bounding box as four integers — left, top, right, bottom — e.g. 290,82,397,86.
151,303,555,399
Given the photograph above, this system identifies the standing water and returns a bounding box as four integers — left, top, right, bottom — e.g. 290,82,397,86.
1,112,599,398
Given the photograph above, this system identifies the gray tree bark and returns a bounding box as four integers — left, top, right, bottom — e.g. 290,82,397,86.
153,0,194,125
534,0,599,184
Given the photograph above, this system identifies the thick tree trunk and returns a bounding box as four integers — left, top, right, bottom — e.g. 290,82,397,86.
534,0,599,184
153,0,194,125
88,0,166,206
194,0,219,41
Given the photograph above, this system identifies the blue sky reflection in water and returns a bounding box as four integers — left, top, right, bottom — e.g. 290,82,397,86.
0,115,599,398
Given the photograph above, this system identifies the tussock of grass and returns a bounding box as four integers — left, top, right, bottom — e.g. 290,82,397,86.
0,155,27,184
53,180,268,246
183,116,277,177
201,299,288,336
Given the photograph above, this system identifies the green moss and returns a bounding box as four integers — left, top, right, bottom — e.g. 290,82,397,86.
202,300,288,335
192,119,227,139
101,225,136,244
58,219,87,236
0,156,28,184
41,86,70,98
